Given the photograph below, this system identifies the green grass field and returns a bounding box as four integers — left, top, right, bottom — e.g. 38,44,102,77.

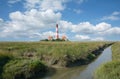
94,42,120,79
0,41,111,79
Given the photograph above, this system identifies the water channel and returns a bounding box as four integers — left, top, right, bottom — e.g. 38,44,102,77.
42,46,112,79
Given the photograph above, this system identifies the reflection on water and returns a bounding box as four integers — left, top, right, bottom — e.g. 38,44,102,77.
42,46,112,79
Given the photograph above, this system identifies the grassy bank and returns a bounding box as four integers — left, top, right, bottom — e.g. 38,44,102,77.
112,42,120,60
94,42,120,79
0,41,112,79
0,42,111,67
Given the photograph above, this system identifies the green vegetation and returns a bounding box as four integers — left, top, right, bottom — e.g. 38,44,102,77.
0,41,112,79
94,42,120,79
94,60,120,79
0,52,13,79
112,42,120,60
0,42,111,66
2,59,47,79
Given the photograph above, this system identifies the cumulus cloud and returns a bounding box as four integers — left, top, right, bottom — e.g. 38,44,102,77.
101,11,120,21
9,9,61,28
59,21,120,38
95,22,111,32
0,9,61,38
0,0,66,40
71,22,94,34
65,21,117,36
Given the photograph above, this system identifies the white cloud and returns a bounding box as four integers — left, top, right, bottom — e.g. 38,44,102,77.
101,11,120,21
71,22,94,34
95,22,111,32
30,31,56,39
10,9,61,27
99,27,120,36
24,0,42,9
75,34,90,40
59,20,73,32
1,14,120,40
40,0,67,11
0,0,65,40
59,21,120,37
91,37,104,41
0,9,61,38
75,34,104,41
25,0,68,11
102,16,119,21
8,0,21,4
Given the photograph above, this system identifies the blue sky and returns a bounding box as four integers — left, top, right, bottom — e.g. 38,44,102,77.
0,0,120,41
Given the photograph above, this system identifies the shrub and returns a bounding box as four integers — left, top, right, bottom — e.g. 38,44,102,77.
2,59,47,79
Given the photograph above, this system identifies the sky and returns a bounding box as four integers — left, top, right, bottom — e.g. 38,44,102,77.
0,0,120,41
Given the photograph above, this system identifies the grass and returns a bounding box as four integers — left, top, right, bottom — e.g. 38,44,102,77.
94,60,120,79
0,51,13,79
2,59,47,79
0,41,111,66
94,42,120,79
0,41,112,79
112,42,120,60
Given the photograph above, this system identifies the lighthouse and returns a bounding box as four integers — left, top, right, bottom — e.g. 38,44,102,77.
56,24,59,39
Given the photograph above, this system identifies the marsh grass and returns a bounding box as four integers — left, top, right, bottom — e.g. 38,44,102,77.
0,42,110,63
0,41,111,79
0,41,111,66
